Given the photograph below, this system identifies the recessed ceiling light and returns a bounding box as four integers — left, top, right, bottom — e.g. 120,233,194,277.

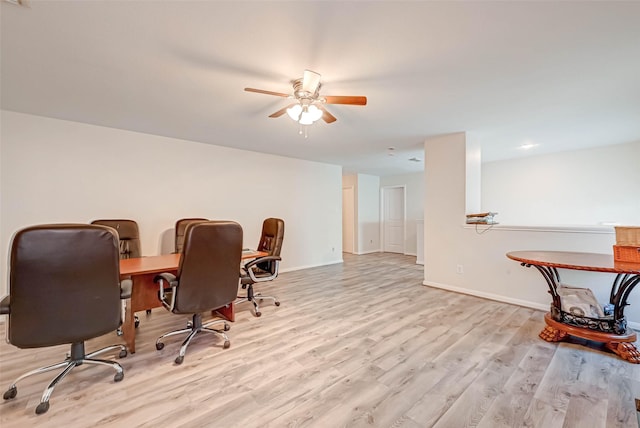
519,143,539,150
387,147,395,156
408,157,421,162
3,0,30,7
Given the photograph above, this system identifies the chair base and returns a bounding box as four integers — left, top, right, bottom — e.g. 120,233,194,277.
2,341,126,415
237,284,280,317
156,313,230,364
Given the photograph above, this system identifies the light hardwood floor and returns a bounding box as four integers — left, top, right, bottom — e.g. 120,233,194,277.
1,253,639,427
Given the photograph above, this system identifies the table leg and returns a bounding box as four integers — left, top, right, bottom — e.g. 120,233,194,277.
543,313,639,363
213,303,235,322
123,299,136,354
605,342,640,364
539,325,568,342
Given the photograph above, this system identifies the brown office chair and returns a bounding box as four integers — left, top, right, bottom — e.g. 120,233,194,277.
91,219,145,328
238,217,284,317
154,221,242,364
174,217,208,253
0,224,131,415
90,219,141,259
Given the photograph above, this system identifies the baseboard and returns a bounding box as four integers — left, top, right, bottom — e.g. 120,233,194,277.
422,280,640,331
279,258,343,273
356,249,380,255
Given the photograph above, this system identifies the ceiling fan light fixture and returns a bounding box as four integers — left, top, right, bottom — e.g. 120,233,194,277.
307,104,323,122
299,107,315,125
288,103,323,125
286,104,302,121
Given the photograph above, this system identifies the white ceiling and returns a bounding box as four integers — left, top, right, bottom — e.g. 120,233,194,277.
2,1,639,176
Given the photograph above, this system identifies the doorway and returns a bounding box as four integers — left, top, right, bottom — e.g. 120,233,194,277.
381,186,405,254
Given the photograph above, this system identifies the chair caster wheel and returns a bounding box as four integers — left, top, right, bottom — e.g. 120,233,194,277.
175,355,184,365
275,301,281,306
35,401,50,414
114,372,124,382
146,309,152,314
116,328,123,336
224,323,230,331
3,386,17,400
223,340,230,349
156,342,164,351
119,349,128,358
134,320,140,329
255,311,262,317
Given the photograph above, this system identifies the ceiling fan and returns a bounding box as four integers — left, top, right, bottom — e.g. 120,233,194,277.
244,70,367,125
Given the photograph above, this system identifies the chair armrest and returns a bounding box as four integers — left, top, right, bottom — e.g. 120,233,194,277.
0,295,9,315
154,272,177,286
243,255,282,270
154,272,178,309
243,256,281,283
120,279,132,299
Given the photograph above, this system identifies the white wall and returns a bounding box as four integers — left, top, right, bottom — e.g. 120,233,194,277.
356,174,380,254
380,172,424,256
423,133,640,326
482,141,640,226
0,111,344,295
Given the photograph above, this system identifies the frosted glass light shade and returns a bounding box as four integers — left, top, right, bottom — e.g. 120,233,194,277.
287,104,302,121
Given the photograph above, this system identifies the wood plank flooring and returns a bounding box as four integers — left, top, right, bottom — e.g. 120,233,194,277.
1,252,639,427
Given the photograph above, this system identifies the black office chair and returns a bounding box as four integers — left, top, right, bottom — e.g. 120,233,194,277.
238,217,284,317
0,224,131,415
174,217,208,253
91,219,144,329
154,221,242,364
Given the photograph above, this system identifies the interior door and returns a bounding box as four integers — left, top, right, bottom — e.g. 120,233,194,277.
383,186,405,253
342,186,355,253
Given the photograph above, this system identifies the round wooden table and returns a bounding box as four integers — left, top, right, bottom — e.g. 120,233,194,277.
507,250,640,363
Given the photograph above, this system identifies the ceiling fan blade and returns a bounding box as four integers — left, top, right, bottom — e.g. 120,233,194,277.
319,105,337,123
244,87,290,97
323,95,367,105
302,70,321,93
268,104,296,118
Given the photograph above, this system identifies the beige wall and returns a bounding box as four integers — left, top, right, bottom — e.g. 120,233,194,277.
1,111,344,295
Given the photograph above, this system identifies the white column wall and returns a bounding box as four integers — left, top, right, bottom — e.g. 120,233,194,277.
0,111,344,295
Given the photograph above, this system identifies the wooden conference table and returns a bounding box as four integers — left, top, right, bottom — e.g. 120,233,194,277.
119,249,267,353
507,250,640,363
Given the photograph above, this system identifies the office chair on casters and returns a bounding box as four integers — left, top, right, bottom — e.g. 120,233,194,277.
238,217,284,317
0,224,131,415
174,217,208,253
90,219,141,259
91,219,144,330
154,221,242,365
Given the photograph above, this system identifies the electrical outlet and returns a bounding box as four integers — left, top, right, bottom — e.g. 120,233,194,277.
456,264,464,274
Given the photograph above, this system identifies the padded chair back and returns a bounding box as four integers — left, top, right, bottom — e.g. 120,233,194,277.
91,219,141,259
175,218,208,253
174,221,242,314
256,218,285,274
8,224,122,348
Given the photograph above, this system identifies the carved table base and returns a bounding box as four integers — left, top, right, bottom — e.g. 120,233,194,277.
542,313,640,364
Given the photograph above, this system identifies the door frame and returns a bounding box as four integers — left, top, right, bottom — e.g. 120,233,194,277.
380,185,407,254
